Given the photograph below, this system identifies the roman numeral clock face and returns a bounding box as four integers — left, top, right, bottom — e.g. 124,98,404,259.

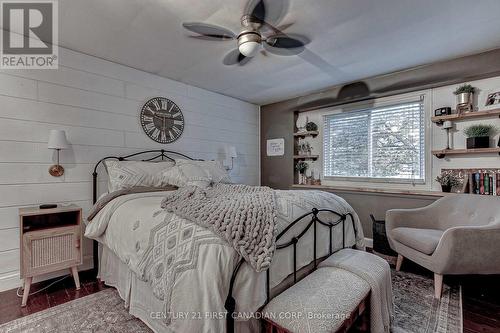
140,97,184,144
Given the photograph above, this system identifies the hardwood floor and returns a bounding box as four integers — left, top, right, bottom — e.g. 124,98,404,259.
0,270,107,325
0,267,498,332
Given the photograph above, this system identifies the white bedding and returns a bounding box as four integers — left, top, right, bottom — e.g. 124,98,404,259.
85,189,364,333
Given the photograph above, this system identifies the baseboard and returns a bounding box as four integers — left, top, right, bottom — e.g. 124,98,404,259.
0,255,93,292
364,237,373,248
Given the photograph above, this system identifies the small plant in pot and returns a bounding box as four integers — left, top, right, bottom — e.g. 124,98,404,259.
435,173,461,193
453,84,475,105
295,161,309,184
463,124,496,149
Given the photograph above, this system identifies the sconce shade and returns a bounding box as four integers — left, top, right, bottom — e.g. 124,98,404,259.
442,121,453,129
48,130,69,150
227,146,237,158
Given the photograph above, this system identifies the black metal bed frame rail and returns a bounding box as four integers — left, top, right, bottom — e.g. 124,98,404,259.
224,208,356,333
91,149,197,274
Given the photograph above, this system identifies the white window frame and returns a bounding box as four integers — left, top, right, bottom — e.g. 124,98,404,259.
320,91,432,187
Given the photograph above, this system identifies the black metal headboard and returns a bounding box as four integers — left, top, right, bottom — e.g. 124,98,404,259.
91,149,198,275
91,149,197,204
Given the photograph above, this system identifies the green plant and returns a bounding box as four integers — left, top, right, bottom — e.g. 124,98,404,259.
435,173,461,187
306,121,318,132
295,161,309,174
463,124,496,138
453,84,475,95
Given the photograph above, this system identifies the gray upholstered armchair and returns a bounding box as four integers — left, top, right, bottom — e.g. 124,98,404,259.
386,194,500,299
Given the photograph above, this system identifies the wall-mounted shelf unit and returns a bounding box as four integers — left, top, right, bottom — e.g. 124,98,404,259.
293,155,319,160
431,108,500,125
293,131,319,138
432,147,500,159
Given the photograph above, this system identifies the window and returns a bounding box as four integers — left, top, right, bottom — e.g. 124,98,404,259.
323,98,425,182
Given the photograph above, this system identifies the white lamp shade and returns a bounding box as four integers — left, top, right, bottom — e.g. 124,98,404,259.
442,121,453,129
48,130,70,150
226,146,237,158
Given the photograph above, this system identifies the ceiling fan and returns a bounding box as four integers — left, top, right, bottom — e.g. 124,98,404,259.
182,0,310,66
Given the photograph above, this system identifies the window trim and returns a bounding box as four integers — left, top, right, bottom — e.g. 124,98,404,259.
320,91,430,186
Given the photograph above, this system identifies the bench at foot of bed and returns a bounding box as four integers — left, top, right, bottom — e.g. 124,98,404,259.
262,267,371,333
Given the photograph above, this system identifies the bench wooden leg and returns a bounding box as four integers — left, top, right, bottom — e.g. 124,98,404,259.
21,277,32,307
434,273,443,299
396,254,404,271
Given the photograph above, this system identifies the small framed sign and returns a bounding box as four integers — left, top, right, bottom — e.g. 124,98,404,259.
266,138,285,156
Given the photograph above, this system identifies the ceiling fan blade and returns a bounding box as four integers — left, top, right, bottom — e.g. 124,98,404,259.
264,34,310,55
245,0,266,23
188,35,233,42
245,0,289,26
223,49,252,66
182,22,236,40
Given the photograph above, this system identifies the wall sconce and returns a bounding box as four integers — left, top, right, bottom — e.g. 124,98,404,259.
225,146,237,170
442,121,453,150
48,130,69,177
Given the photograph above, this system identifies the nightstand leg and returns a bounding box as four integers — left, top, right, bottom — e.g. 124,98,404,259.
70,266,80,290
21,277,32,307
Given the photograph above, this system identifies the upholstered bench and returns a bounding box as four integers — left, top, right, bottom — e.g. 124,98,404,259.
262,249,393,333
262,267,371,333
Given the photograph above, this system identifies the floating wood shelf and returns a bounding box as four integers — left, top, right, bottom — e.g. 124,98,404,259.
431,108,500,124
293,155,319,160
293,131,319,138
432,147,500,158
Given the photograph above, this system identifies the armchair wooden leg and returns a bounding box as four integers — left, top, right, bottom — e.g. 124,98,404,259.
434,273,443,299
396,254,404,271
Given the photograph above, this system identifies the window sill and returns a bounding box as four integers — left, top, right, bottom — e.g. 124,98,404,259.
290,184,455,198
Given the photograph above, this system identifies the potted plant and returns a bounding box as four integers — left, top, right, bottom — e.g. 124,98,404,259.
295,161,309,184
463,124,496,149
435,173,461,192
453,84,475,113
306,121,318,132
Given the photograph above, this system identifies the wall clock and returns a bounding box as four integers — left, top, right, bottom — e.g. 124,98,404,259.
140,97,184,143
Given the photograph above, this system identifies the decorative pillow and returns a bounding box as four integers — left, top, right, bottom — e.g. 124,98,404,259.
180,160,232,184
105,160,175,192
161,160,212,188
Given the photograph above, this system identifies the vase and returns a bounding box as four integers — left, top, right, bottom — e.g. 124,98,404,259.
441,185,451,193
466,136,489,149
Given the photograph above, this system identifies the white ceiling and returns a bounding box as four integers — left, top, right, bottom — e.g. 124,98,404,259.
56,0,500,105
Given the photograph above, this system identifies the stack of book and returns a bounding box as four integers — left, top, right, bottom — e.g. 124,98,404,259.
467,172,500,195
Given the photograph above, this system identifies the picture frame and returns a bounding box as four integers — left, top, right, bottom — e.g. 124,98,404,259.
484,91,500,109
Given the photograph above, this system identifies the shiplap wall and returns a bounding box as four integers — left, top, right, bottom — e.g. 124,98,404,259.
0,47,259,291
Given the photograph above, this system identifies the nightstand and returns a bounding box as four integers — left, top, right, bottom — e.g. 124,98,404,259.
19,205,82,307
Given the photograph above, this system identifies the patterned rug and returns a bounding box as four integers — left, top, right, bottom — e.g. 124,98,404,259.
392,269,462,333
0,270,461,333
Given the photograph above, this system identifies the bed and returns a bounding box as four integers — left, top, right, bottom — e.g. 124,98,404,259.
84,150,364,333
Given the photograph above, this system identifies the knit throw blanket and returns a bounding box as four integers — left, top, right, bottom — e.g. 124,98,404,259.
160,183,277,272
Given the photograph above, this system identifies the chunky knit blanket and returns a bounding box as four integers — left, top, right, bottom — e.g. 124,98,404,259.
160,183,277,272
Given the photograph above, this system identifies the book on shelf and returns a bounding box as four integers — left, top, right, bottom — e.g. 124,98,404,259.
466,172,499,196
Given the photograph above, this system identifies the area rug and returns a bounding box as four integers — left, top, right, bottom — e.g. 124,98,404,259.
392,269,462,333
0,271,462,333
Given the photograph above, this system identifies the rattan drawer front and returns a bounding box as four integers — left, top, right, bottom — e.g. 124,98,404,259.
23,225,82,277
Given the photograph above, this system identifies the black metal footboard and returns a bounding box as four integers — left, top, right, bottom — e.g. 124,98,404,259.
224,208,357,333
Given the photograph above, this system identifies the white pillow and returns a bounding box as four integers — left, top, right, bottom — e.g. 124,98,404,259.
105,160,175,192
181,160,232,184
161,160,212,188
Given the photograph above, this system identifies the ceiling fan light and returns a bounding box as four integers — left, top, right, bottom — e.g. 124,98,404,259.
239,41,260,57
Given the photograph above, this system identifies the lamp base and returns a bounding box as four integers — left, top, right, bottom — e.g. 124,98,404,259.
49,165,64,177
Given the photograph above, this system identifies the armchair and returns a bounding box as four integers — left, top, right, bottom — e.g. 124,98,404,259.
386,194,500,298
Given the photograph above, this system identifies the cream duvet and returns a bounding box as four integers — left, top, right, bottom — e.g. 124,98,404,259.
85,188,364,333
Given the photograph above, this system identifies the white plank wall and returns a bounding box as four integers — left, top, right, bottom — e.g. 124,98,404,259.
0,47,259,291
